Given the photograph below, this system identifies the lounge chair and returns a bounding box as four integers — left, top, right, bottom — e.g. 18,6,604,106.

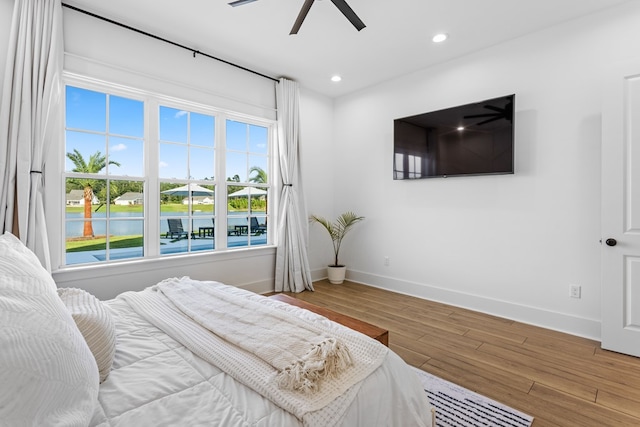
166,218,189,240
251,217,267,234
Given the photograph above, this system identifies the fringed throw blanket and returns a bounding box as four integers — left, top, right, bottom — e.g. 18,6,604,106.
155,277,352,394
119,277,388,426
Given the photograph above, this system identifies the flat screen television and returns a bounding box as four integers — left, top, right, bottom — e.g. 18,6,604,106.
393,94,514,179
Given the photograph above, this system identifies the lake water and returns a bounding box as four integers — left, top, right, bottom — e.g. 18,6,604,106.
65,211,259,237
66,212,145,237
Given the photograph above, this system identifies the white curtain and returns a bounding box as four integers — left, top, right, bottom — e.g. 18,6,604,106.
0,0,63,271
274,78,314,292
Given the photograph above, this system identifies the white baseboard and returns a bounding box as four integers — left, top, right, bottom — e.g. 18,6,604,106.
310,267,601,341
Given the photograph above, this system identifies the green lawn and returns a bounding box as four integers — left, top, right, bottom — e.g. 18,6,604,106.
65,203,266,215
66,203,194,214
66,235,144,252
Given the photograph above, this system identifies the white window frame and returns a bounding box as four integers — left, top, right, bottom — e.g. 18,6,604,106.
60,74,275,268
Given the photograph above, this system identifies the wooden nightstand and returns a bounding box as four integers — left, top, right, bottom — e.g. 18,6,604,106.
268,294,389,346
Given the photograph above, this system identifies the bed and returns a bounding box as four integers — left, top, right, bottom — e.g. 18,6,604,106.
0,232,433,427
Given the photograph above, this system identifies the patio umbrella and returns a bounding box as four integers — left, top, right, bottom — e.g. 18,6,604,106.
228,187,267,197
161,183,214,196
229,187,268,218
161,184,214,233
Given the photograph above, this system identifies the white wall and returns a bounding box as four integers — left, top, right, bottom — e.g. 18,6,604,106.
305,2,640,340
299,88,336,267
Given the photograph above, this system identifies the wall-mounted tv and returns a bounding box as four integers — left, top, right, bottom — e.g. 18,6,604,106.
393,94,514,179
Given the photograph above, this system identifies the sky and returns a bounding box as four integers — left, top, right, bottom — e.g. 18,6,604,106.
65,85,268,183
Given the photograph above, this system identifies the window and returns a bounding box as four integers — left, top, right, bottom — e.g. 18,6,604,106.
394,152,424,180
63,81,273,266
159,106,216,255
226,120,269,248
64,86,145,265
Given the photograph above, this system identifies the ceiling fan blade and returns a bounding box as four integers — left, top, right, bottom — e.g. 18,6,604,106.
475,116,502,126
483,105,504,113
290,0,315,35
330,0,366,31
228,0,258,6
463,113,499,119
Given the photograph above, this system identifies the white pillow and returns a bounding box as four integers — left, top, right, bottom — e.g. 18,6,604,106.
0,232,99,426
0,231,54,286
57,287,116,383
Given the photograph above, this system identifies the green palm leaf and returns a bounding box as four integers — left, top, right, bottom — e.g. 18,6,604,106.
310,211,364,266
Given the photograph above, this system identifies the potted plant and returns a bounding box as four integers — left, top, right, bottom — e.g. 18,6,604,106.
310,211,365,284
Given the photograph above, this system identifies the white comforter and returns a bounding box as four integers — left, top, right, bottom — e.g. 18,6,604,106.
90,282,433,427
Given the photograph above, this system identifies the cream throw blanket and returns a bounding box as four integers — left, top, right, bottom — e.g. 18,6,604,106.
155,277,352,394
119,277,388,425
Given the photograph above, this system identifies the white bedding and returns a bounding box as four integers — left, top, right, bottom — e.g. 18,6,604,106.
90,282,433,427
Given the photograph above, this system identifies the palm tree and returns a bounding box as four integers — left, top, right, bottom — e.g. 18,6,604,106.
248,166,267,184
248,166,267,214
66,149,120,237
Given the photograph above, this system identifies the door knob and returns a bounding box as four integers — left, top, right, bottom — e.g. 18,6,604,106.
606,238,617,247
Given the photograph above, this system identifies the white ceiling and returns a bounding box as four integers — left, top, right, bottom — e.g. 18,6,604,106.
63,0,630,98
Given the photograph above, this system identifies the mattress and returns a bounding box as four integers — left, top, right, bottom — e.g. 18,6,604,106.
90,284,433,426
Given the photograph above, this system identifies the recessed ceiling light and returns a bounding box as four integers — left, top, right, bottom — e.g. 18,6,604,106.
457,126,464,131
432,33,448,43
331,75,342,82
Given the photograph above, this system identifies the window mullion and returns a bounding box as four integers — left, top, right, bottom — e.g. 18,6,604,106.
216,116,227,250
146,99,160,257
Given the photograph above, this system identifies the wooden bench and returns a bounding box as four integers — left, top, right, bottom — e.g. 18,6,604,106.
268,294,389,346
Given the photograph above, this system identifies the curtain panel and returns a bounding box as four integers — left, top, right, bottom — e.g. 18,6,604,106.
274,78,313,292
0,0,63,271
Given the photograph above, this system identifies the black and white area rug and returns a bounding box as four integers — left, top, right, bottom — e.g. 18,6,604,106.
413,368,534,427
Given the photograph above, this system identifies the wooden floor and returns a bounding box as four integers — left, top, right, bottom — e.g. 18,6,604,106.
280,280,640,427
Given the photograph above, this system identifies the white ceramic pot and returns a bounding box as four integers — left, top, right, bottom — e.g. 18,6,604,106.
327,265,347,284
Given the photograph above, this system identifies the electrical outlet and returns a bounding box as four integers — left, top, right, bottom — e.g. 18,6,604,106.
384,256,390,266
570,284,581,299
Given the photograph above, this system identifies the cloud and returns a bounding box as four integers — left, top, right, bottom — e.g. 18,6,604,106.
175,110,188,119
159,161,169,168
110,143,127,152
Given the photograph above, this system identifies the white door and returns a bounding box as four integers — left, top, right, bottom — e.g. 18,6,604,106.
601,63,640,357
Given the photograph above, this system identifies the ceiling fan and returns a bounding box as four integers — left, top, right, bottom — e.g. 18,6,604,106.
463,100,514,126
228,0,366,35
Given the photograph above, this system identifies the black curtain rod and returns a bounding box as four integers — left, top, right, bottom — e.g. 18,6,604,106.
61,3,279,83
